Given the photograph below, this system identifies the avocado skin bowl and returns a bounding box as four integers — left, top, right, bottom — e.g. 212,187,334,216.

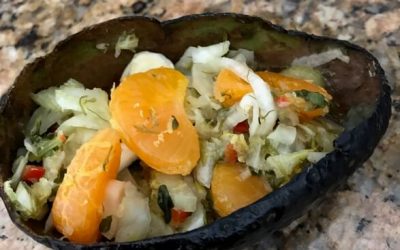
0,13,391,249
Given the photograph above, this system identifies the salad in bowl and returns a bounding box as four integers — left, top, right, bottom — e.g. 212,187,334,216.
4,38,343,243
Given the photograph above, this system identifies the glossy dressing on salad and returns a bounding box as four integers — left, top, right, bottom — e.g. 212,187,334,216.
4,40,343,243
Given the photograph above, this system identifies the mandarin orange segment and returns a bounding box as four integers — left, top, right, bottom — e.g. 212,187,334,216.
211,163,271,217
257,71,331,120
109,67,200,176
214,68,253,107
256,71,332,100
51,128,121,244
214,69,331,109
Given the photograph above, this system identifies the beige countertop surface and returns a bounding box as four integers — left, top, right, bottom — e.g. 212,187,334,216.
0,0,399,249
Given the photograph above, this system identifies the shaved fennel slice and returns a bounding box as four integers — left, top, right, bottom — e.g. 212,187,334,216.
227,48,255,66
291,48,350,67
175,47,196,70
115,182,151,242
176,41,230,70
121,51,174,79
239,94,260,136
55,82,110,120
186,94,221,110
192,41,230,64
114,31,139,58
25,107,67,136
147,212,174,237
57,114,109,136
307,152,327,163
119,143,137,172
267,124,297,146
219,57,275,115
101,180,126,240
30,87,60,111
223,103,248,130
150,172,198,212
195,138,225,188
191,63,216,98
191,109,222,138
220,57,277,135
180,202,206,232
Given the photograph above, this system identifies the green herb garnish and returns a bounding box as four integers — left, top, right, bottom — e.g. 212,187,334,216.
26,133,63,161
295,90,327,108
99,215,112,233
157,184,174,223
79,95,108,121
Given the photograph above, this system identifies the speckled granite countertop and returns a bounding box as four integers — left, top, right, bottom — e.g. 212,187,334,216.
0,0,399,249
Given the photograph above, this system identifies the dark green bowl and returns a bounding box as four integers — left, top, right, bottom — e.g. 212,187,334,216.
0,13,391,249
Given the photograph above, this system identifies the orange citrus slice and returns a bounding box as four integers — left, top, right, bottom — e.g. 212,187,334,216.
256,71,332,100
110,67,200,176
211,162,271,217
51,128,121,244
214,68,252,107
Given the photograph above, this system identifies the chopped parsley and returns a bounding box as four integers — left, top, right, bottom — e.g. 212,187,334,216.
295,90,327,108
99,215,112,233
157,184,174,223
